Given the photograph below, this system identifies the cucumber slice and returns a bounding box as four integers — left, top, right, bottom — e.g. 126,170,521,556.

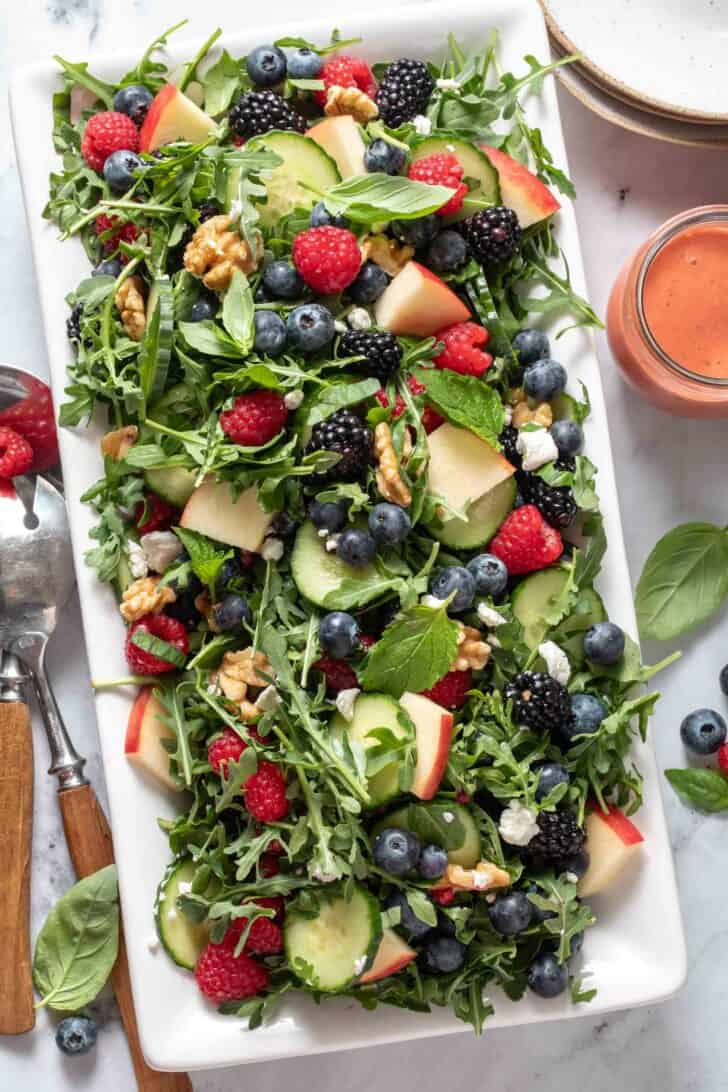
431,477,516,550
331,693,409,806
240,131,340,226
144,276,174,402
373,801,481,868
285,883,382,991
512,566,571,650
155,858,208,970
144,466,197,508
291,520,382,609
410,136,500,220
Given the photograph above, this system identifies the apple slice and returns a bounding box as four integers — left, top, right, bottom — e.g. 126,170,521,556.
125,687,180,792
399,691,453,800
426,421,516,515
139,84,216,153
179,479,272,552
359,928,416,984
374,262,470,337
479,145,560,229
308,115,366,178
578,805,644,897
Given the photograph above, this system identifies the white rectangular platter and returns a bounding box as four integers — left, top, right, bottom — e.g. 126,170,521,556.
10,0,686,1071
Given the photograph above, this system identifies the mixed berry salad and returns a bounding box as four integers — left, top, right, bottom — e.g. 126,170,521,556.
47,23,674,1031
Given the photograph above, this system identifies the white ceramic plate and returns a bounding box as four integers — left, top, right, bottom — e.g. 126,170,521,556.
10,0,686,1072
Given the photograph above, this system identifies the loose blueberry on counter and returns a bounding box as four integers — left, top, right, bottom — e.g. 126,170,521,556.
212,593,252,632
287,47,323,79
113,83,154,125
523,358,568,402
720,664,728,696
513,328,550,366
189,294,217,322
348,261,389,304
319,611,360,659
418,844,448,880
535,761,570,802
92,257,122,278
372,827,421,876
391,215,438,249
336,527,377,568
466,552,508,597
425,230,469,274
422,935,466,974
286,303,335,352
525,883,556,924
560,847,590,880
368,502,412,546
55,1014,97,1056
103,149,142,194
254,310,288,356
560,693,608,745
428,566,475,614
384,890,432,941
364,138,407,175
527,951,569,998
680,708,727,755
246,44,287,87
488,891,533,936
309,498,350,533
550,418,583,459
583,621,625,666
262,260,304,300
309,201,348,229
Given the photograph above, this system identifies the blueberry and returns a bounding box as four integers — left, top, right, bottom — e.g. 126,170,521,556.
680,708,727,755
384,890,432,941
422,935,466,974
309,499,349,533
466,553,508,597
310,201,348,229
103,149,142,194
92,257,122,278
535,761,570,802
428,565,475,614
488,891,533,936
246,44,287,87
319,611,359,658
584,621,625,666
270,512,297,539
368,502,411,546
113,83,153,125
425,230,469,274
190,295,217,322
254,310,288,356
527,951,568,998
523,359,568,402
372,827,421,876
561,693,608,744
550,419,583,459
347,261,389,304
721,664,728,696
164,575,203,628
561,848,590,880
219,554,243,586
418,844,448,880
287,47,323,79
337,528,377,568
391,215,438,249
262,260,304,300
513,328,550,366
55,1014,97,1056
212,593,252,632
525,883,556,924
286,303,335,352
364,138,406,176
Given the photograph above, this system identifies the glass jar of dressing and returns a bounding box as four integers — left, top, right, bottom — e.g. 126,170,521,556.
607,205,728,416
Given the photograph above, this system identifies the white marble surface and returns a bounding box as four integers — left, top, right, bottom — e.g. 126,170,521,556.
3,3,728,1089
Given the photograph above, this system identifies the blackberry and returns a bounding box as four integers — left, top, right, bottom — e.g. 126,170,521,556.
304,409,374,482
499,425,522,469
376,58,434,127
504,671,572,734
338,329,402,384
520,474,577,529
198,199,220,222
228,90,306,140
462,206,522,265
66,303,83,343
526,809,586,868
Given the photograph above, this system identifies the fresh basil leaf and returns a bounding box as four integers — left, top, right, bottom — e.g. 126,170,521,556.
361,602,460,697
635,522,728,640
222,269,254,353
324,175,454,223
33,865,119,1011
201,49,242,116
297,378,381,432
412,367,504,444
130,629,187,668
403,887,438,928
178,320,244,358
665,768,728,812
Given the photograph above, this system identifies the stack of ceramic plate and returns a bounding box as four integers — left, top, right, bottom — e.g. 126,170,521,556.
539,0,728,148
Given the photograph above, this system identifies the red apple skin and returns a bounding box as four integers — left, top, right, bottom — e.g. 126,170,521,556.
139,84,177,153
593,803,644,846
479,145,560,227
374,261,470,337
359,930,417,984
360,950,416,984
413,710,453,800
124,686,152,754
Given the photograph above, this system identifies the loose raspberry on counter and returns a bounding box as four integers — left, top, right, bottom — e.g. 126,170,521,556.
244,760,289,822
421,669,473,710
0,379,58,473
125,614,190,675
490,504,563,576
228,914,284,955
433,322,493,377
220,390,288,447
135,492,177,535
195,936,269,1003
208,727,248,776
292,226,362,295
94,214,140,256
313,656,359,694
82,111,140,173
0,426,34,480
314,55,377,106
408,153,468,216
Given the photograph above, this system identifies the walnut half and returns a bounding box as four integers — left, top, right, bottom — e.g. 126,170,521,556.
374,421,412,507
115,276,146,342
120,576,176,622
183,215,263,291
324,85,378,123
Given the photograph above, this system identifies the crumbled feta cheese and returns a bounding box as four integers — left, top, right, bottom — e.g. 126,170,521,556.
436,78,460,91
445,143,456,152
538,640,571,686
261,537,284,562
207,678,222,696
413,114,432,135
516,427,559,472
471,870,491,889
347,307,372,331
311,867,337,883
177,880,192,895
503,405,513,426
255,684,280,711
317,527,329,539
325,534,341,553
141,530,184,573
486,634,502,649
353,955,367,976
421,593,444,609
228,198,243,222
166,908,177,921
126,539,149,579
334,319,347,334
335,688,360,722
565,871,579,885
284,389,304,411
146,934,160,953
477,603,507,628
498,799,540,847
442,810,455,824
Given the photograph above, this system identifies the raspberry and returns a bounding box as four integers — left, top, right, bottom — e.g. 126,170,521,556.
244,760,288,822
220,391,288,447
490,504,563,576
228,914,283,955
82,112,139,173
408,154,467,216
259,854,280,878
455,791,471,804
431,887,455,906
255,896,285,923
434,322,493,377
315,55,377,107
266,838,285,855
135,492,176,534
125,614,190,675
292,227,362,294
718,743,728,776
94,214,139,256
374,375,444,434
0,378,58,473
313,656,358,693
421,669,473,710
208,728,247,776
0,426,33,479
195,936,269,1003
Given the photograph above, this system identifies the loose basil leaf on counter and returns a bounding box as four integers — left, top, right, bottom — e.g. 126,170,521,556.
665,768,728,812
33,865,119,1011
323,175,454,223
635,522,728,640
361,601,460,697
412,367,505,445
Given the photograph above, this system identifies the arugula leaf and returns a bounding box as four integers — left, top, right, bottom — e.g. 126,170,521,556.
526,874,595,961
53,56,116,108
537,455,599,512
201,49,243,116
361,602,460,697
324,175,454,223
665,768,728,812
222,269,255,353
412,367,504,444
173,526,233,591
635,522,728,640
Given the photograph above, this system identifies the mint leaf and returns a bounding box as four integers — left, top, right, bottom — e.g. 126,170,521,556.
173,526,232,588
636,523,728,640
665,768,728,812
297,378,381,432
201,49,242,116
324,175,454,223
361,602,460,697
412,367,504,444
222,269,254,353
